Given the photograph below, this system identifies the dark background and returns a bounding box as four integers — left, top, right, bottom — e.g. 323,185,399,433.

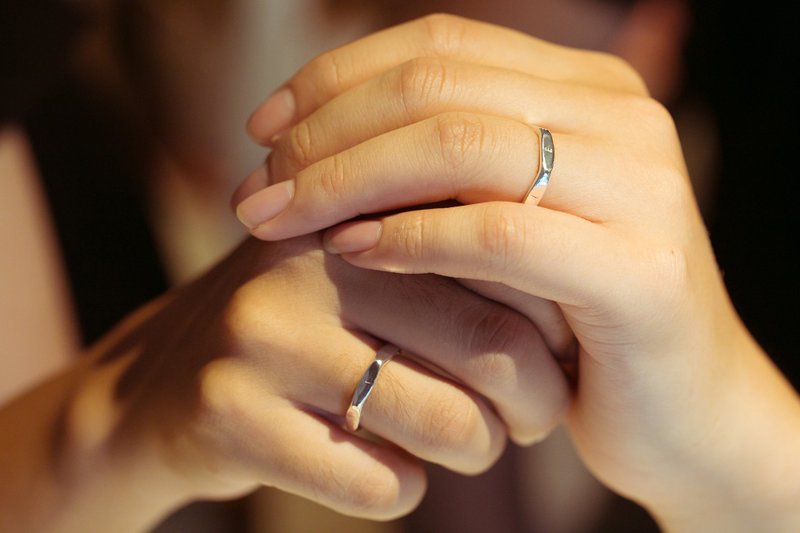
690,2,799,389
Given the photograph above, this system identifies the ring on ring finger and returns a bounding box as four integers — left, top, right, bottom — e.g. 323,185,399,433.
522,126,554,206
346,343,401,432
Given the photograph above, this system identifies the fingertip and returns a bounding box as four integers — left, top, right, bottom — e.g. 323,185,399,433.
366,453,428,521
235,180,294,236
323,220,383,255
230,164,270,212
333,442,428,521
510,426,554,447
247,87,296,145
509,366,572,449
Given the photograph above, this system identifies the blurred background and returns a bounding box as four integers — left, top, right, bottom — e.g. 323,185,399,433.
1,0,797,531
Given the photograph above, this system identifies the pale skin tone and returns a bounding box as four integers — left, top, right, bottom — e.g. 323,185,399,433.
236,14,800,531
0,129,78,405
0,129,572,529
0,203,568,530
3,11,798,533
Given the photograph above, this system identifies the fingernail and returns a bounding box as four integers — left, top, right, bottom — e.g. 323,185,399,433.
236,179,294,230
323,221,382,254
230,164,270,209
247,88,295,144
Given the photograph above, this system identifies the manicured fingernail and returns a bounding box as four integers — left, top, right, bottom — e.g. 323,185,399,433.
247,88,295,144
236,179,294,230
230,165,270,209
324,221,382,254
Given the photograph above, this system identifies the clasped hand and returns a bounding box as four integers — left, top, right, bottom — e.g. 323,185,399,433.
233,14,800,528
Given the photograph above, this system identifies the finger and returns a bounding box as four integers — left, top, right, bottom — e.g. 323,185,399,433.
275,328,506,474
230,164,269,210
238,114,627,241
236,296,506,473
269,409,423,520
226,237,568,452
198,362,426,519
333,266,570,447
220,243,522,473
457,279,575,362
323,203,627,309
247,14,647,143
267,58,632,181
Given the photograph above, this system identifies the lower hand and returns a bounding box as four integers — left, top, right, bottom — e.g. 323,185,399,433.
54,233,567,527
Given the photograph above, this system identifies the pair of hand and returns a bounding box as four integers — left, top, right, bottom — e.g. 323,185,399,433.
29,19,570,532
7,14,800,533
44,14,799,533
229,13,800,529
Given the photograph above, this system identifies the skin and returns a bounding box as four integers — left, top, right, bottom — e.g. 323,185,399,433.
0,129,78,404
236,14,800,531
0,229,571,531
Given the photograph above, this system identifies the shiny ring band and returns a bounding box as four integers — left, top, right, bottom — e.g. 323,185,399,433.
522,127,554,206
345,344,401,432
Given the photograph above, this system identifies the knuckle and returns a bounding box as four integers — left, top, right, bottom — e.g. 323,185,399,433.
315,151,354,202
624,95,677,139
463,307,531,378
432,112,486,179
396,57,453,116
220,285,263,344
313,49,347,94
420,13,468,57
476,204,528,269
196,359,243,424
285,120,316,171
470,351,519,397
390,210,432,261
219,268,316,353
213,244,333,360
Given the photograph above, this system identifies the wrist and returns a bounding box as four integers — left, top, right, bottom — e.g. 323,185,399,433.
644,326,800,531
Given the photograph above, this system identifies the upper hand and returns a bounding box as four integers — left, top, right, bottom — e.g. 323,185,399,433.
233,14,800,526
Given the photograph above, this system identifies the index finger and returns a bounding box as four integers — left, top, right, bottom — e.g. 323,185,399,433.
247,14,647,143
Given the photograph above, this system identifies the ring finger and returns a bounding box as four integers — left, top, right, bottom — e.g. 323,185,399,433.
266,59,633,179
234,59,636,207
279,328,505,474
237,113,629,241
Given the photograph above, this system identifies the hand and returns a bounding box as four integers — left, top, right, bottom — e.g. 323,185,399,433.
18,233,567,532
234,15,800,529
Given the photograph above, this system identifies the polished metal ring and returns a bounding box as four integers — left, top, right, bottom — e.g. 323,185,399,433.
345,344,401,432
522,127,554,206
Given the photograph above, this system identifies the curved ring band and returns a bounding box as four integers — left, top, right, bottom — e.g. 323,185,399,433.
346,344,401,432
522,127,554,206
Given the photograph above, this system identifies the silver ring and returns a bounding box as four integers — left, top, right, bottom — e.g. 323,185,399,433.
345,344,400,432
522,127,554,206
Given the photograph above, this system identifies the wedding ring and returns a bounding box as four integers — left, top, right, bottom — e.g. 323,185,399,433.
346,344,401,432
522,127,554,206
